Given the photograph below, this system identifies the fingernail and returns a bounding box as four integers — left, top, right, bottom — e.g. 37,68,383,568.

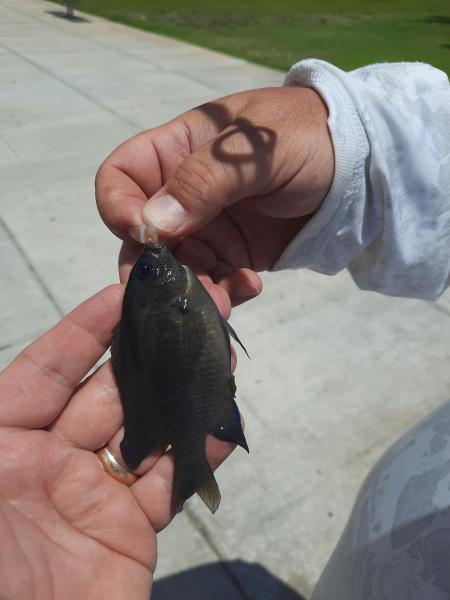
129,224,148,244
129,222,159,244
143,194,187,233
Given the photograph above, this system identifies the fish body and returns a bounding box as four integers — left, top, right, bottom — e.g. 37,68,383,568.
112,242,248,514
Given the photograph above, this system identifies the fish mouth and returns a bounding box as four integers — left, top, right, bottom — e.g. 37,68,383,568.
144,241,164,256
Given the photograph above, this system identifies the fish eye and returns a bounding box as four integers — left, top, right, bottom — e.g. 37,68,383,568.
136,261,160,281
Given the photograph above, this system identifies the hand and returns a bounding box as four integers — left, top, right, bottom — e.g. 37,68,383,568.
0,286,235,600
96,86,334,304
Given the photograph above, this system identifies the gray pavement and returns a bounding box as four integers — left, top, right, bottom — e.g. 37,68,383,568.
1,2,450,598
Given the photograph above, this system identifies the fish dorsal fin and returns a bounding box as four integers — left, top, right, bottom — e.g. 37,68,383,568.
222,318,250,359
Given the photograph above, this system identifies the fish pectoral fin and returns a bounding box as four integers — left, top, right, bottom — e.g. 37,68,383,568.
171,449,221,516
222,318,250,359
210,398,249,453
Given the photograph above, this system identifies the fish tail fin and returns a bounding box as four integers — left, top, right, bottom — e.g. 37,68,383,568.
171,447,221,516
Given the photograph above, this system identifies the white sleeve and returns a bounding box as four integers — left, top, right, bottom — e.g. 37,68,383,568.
274,59,450,300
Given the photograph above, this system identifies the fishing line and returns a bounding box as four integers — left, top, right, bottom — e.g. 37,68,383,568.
0,133,119,373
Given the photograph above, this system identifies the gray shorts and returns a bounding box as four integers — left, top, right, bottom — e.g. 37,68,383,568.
313,400,450,600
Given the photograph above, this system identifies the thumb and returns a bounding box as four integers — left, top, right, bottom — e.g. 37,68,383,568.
141,119,276,238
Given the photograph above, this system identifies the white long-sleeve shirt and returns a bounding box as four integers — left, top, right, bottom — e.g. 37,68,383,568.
275,59,450,300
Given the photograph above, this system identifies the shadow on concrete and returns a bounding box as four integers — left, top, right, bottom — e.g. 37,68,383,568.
153,560,306,600
46,10,91,23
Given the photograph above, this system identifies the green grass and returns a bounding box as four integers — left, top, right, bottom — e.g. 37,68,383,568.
64,1,449,74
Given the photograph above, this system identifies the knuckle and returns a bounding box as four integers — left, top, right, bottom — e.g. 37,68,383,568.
171,157,224,212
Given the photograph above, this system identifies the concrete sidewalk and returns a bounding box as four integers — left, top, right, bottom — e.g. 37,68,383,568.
1,2,450,598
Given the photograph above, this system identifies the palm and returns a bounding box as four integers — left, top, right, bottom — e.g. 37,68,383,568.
0,285,234,599
0,427,153,599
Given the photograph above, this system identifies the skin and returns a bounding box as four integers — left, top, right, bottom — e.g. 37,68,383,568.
95,86,334,302
0,286,235,600
0,86,334,598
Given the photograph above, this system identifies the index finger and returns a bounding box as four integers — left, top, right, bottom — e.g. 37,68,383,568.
95,130,163,241
0,285,124,429
95,94,244,243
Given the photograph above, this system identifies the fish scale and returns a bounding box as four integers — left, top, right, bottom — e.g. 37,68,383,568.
111,242,249,515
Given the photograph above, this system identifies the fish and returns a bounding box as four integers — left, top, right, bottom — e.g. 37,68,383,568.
111,241,249,515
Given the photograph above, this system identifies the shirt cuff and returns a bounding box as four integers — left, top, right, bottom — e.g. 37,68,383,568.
273,59,370,274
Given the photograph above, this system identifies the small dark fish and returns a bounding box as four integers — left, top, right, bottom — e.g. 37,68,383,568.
111,242,248,515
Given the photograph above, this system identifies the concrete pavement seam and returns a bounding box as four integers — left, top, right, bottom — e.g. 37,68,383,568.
0,215,64,317
2,1,173,71
184,505,252,599
426,301,450,318
1,1,222,93
0,37,143,131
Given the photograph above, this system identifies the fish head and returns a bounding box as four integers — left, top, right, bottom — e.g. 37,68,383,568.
128,242,186,301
